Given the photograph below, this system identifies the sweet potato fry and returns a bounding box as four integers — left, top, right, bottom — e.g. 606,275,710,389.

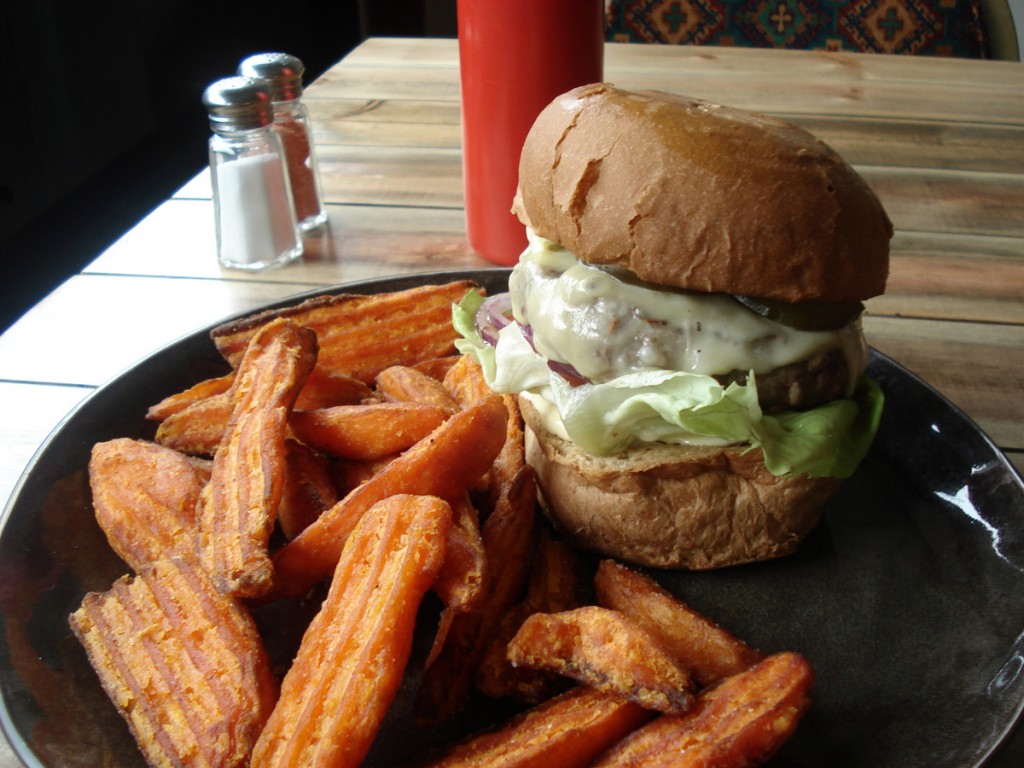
417,464,539,725
149,368,372,446
507,606,695,715
490,395,526,497
476,602,568,706
88,438,207,573
525,531,587,615
331,454,399,496
595,560,764,687
146,372,234,421
411,355,462,381
210,281,479,382
277,439,340,540
290,402,450,460
442,354,494,407
68,557,278,768
434,493,488,612
376,364,460,413
591,652,814,767
476,530,585,703
323,316,464,384
294,367,375,409
267,394,509,601
476,601,533,691
250,494,452,768
423,687,653,768
154,390,232,456
197,318,317,598
442,356,527,501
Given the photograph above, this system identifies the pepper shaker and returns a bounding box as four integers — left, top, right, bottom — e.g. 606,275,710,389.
202,77,303,270
239,53,328,233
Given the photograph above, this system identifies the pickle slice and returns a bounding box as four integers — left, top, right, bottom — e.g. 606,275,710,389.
734,295,864,331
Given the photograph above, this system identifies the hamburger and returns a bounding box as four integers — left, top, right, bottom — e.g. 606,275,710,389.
454,84,891,569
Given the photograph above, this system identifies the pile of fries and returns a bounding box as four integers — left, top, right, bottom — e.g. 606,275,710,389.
68,280,814,767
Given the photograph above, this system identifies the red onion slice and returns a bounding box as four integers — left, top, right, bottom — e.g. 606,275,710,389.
475,292,590,387
546,359,590,387
475,293,513,346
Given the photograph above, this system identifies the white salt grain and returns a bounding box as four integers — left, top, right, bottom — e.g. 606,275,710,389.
214,152,302,269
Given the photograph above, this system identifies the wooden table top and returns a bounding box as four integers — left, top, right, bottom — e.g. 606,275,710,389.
0,36,1021,766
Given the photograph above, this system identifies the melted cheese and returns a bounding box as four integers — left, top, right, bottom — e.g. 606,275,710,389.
509,231,867,389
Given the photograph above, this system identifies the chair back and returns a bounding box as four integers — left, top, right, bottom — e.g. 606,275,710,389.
605,0,1020,60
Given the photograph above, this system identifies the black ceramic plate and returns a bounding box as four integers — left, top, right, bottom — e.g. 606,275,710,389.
2,269,1023,767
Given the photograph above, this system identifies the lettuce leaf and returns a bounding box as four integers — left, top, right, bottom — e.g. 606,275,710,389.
453,291,883,479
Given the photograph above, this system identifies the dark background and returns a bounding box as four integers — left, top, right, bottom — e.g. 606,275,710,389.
0,0,458,334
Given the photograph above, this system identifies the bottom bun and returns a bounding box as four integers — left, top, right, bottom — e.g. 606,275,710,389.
520,396,841,570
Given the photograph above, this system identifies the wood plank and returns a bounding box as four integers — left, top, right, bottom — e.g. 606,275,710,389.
307,66,460,103
319,39,1024,125
890,229,1024,263
338,37,1024,93
186,141,1022,234
307,97,462,131
309,146,1024,239
207,116,1024,240
317,144,464,208
611,72,1024,126
312,110,461,149
177,146,458,210
864,315,1024,450
319,36,461,72
1010,450,1024,477
871,232,1024,324
606,45,1024,95
864,166,1024,238
779,115,1024,174
0,382,93,505
0,275,321,387
85,199,484,282
304,97,1024,175
309,65,1024,127
295,207,483,278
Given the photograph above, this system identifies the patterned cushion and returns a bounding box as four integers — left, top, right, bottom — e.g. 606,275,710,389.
605,0,990,57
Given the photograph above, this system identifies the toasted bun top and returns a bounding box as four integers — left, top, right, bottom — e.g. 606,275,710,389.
512,84,892,303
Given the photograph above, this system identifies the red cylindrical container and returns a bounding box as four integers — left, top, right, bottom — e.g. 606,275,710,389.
457,0,605,265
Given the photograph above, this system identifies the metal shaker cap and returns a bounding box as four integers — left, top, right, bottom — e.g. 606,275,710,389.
238,52,305,101
202,77,275,132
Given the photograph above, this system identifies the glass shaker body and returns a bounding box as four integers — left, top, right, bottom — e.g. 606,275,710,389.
271,98,327,233
239,53,327,233
208,125,303,270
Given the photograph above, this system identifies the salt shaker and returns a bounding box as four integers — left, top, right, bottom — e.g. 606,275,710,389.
203,77,303,270
239,53,328,233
